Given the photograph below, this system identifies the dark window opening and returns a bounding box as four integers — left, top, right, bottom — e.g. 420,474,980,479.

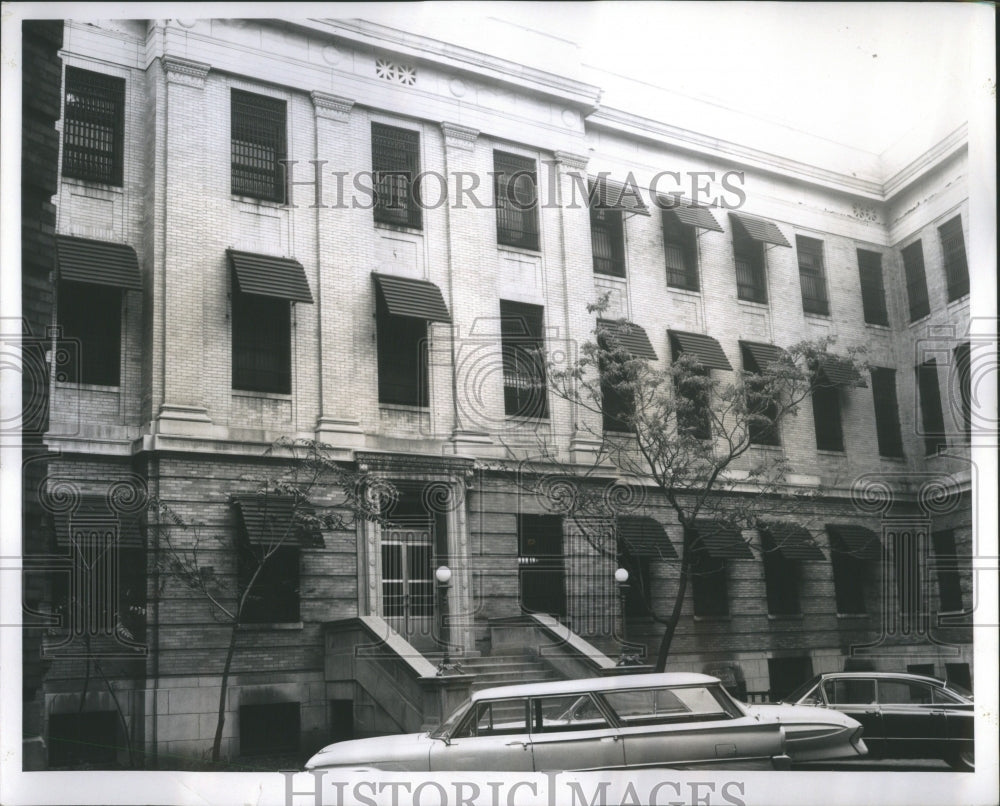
500,300,548,418
734,232,767,304
857,249,889,326
828,533,869,615
517,514,566,618
945,663,971,691
689,540,728,617
917,359,946,455
618,543,652,618
761,530,801,615
931,529,965,613
376,294,428,406
938,216,969,301
494,151,539,250
57,280,122,386
372,123,422,228
238,544,300,624
664,213,699,291
954,343,972,439
796,235,829,315
327,700,354,743
741,344,780,446
590,198,625,277
232,293,291,394
48,711,120,767
599,334,635,433
62,67,125,186
892,532,921,620
240,702,300,756
870,367,904,458
767,656,814,701
812,384,844,452
901,240,930,322
231,89,286,202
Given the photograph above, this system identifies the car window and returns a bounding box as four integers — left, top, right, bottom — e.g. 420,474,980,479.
824,679,876,705
877,681,933,705
452,698,528,738
603,685,734,725
783,676,822,704
531,695,611,733
932,687,965,705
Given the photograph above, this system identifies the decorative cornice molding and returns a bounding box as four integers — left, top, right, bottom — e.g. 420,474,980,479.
162,56,210,87
311,91,355,122
881,124,968,201
440,122,479,151
553,150,590,171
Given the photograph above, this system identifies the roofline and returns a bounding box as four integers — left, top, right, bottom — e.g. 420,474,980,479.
472,672,719,701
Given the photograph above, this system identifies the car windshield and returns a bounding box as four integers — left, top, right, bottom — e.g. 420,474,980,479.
781,675,822,704
944,681,973,701
429,698,471,740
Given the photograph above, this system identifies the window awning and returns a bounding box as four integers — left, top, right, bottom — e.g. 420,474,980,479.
618,516,678,560
661,201,723,232
690,520,754,559
231,494,324,548
729,212,791,248
740,340,786,372
227,249,314,303
589,176,650,216
816,355,867,388
52,495,144,547
669,330,733,371
56,235,141,290
373,272,452,322
827,524,881,560
760,522,826,560
597,319,658,361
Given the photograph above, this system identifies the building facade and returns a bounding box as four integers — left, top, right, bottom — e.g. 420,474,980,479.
31,17,975,766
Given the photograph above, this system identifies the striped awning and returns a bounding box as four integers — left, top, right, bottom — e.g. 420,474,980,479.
816,355,867,388
669,330,733,371
52,495,144,547
597,319,658,361
618,517,678,559
690,520,753,559
740,341,786,372
373,272,451,322
729,212,792,248
661,201,723,232
827,524,881,560
56,235,141,290
231,494,324,548
759,522,826,560
227,249,314,303
589,176,650,216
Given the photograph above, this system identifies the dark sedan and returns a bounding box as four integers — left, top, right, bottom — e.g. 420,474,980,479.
780,672,974,771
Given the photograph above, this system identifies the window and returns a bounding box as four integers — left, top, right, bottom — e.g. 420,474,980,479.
870,368,904,458
600,348,634,433
796,236,829,315
733,230,767,303
825,678,875,705
231,89,286,202
48,711,120,767
741,344,780,446
232,293,291,393
892,532,921,621
938,216,969,301
857,249,889,326
901,241,930,322
240,702,300,756
663,212,699,290
533,695,611,732
761,529,801,616
238,544,300,623
590,195,625,276
618,540,652,618
827,528,874,615
376,297,428,406
916,359,946,455
603,686,736,726
372,123,421,228
381,523,434,619
954,343,972,439
811,385,844,452
493,151,539,250
455,699,528,737
500,301,548,418
62,67,125,186
931,529,964,612
674,366,711,440
57,281,122,386
689,541,728,617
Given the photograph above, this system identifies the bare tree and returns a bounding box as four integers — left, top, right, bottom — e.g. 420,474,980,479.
149,438,394,764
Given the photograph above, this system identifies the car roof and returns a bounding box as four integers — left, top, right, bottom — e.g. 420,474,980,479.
472,672,719,702
815,672,949,686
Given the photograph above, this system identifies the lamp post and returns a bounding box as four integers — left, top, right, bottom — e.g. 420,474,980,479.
435,565,461,675
614,567,635,666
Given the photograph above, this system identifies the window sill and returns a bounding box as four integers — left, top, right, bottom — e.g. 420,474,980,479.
380,403,429,413
816,449,846,457
803,310,832,320
750,443,783,451
60,176,124,194
693,615,732,623
594,270,628,281
835,613,870,620
946,294,970,307
498,244,542,258
864,322,892,332
233,195,287,209
907,312,932,328
505,415,550,424
240,621,304,631
767,613,804,621
54,381,120,392
736,298,769,310
374,220,424,236
666,284,701,297
879,454,907,462
233,389,293,400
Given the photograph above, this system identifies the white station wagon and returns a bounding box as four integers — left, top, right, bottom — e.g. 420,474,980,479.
305,673,866,772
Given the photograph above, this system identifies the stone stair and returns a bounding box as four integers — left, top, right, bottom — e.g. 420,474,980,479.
430,651,560,692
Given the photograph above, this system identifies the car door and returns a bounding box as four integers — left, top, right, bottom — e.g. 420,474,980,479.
526,694,625,772
876,679,945,758
429,697,534,771
821,678,882,753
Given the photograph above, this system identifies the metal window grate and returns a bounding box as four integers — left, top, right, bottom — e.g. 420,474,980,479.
857,249,889,326
938,216,969,301
494,151,540,250
901,240,930,322
663,213,699,291
500,300,548,418
372,123,422,228
231,89,287,202
590,206,625,276
62,68,125,185
734,243,767,304
796,236,829,315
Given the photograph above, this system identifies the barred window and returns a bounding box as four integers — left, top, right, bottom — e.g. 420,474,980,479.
664,212,699,291
57,281,122,386
500,300,548,418
231,89,287,202
870,367,904,458
590,204,625,277
494,151,539,251
857,249,889,326
796,236,829,315
62,67,125,186
372,123,421,228
938,216,969,301
733,231,767,304
232,293,291,393
901,240,930,322
812,385,844,452
916,359,946,455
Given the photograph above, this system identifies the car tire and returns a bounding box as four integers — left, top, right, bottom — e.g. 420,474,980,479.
946,745,974,772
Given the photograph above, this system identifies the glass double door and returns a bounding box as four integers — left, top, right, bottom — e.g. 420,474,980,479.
381,518,436,648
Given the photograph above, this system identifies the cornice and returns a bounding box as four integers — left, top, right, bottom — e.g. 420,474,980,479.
311,91,355,122
553,150,590,171
440,122,479,151
162,55,210,87
881,124,968,201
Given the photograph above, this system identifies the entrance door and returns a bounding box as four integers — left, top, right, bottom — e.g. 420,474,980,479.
518,515,566,618
381,518,435,648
